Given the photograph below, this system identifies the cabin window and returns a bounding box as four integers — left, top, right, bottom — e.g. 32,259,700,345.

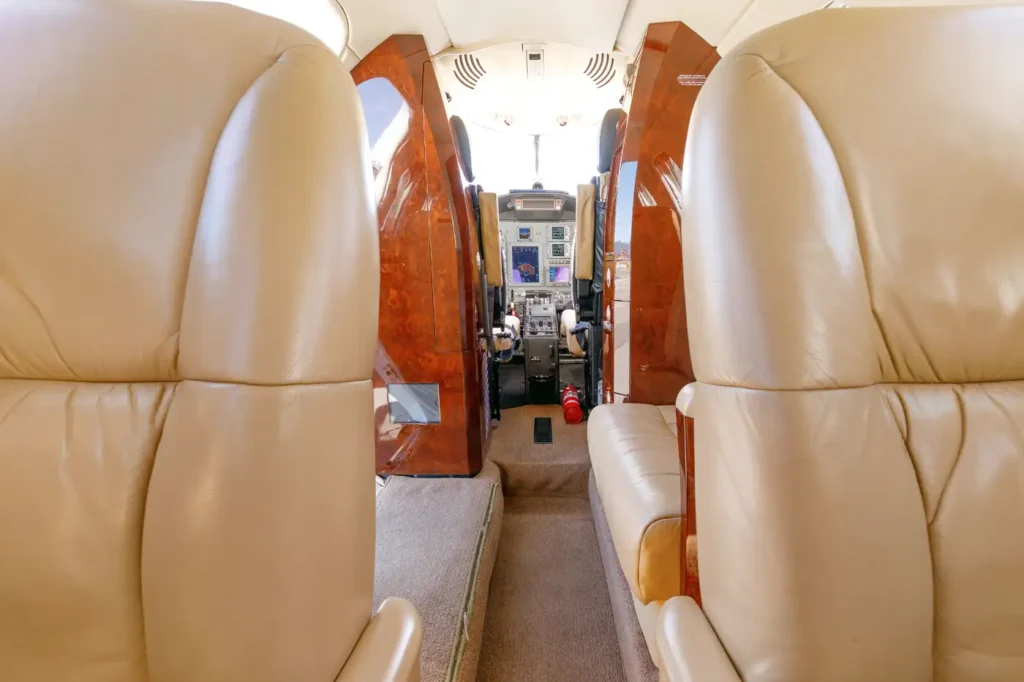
356,78,411,203
191,0,349,55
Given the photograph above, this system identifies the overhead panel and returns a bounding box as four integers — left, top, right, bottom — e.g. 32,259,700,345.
436,0,630,52
436,42,628,135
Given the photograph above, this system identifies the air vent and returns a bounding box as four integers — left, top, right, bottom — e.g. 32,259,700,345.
453,54,486,90
524,46,545,80
584,53,617,89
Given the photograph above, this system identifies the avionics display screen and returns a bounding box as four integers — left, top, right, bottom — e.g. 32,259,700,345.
518,227,532,240
511,246,541,284
550,243,567,258
550,225,566,241
548,266,571,284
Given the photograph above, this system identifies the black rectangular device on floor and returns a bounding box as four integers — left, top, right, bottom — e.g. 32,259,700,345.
533,417,553,444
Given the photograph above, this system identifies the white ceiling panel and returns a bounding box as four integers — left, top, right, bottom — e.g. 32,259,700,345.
337,0,1024,67
614,0,752,54
344,0,452,59
717,0,827,55
437,0,630,51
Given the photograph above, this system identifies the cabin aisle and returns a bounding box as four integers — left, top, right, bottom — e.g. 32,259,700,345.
479,406,625,682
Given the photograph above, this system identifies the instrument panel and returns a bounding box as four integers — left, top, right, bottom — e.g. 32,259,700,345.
502,220,575,289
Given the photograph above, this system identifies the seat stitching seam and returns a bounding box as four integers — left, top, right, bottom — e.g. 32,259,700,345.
694,376,1024,392
930,385,968,527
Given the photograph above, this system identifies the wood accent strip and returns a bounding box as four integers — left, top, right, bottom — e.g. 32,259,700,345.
354,35,483,476
677,408,701,605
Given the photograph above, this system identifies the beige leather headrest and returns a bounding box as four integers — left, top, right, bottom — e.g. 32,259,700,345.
684,5,1024,389
479,192,502,287
574,183,596,281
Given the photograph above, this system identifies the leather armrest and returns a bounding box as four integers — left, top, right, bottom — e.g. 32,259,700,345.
336,598,422,682
675,382,696,418
657,597,739,682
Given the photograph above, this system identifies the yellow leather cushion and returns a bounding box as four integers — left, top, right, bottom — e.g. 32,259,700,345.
479,192,502,287
574,183,595,280
588,403,681,604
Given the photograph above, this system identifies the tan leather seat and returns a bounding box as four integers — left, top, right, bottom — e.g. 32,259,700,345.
0,2,420,680
588,397,685,665
661,6,1024,681
589,404,680,606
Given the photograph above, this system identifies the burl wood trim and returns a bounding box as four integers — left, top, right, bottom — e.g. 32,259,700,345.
354,35,483,476
621,22,719,405
677,408,701,606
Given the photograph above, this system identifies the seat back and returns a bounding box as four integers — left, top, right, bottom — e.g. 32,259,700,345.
572,109,619,322
479,192,502,288
683,7,1024,681
0,3,380,680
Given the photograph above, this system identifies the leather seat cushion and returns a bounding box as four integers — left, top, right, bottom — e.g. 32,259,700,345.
589,403,681,604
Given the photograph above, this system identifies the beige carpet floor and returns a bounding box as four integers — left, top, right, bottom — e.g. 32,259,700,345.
590,473,659,682
476,496,626,682
487,405,591,497
374,472,503,682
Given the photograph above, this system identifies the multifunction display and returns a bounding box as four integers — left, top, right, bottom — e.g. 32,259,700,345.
511,245,541,284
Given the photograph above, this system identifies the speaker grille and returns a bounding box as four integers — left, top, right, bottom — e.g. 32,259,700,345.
584,53,616,88
453,53,487,90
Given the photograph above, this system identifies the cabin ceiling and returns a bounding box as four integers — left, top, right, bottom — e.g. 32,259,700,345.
338,0,1021,138
436,0,630,52
342,0,1023,61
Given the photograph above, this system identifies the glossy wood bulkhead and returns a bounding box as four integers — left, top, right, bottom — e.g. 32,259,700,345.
353,36,484,476
606,22,719,404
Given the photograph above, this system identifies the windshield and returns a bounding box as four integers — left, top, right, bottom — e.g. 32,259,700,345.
468,122,599,194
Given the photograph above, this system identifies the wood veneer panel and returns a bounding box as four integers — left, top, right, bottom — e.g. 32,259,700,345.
354,35,483,476
617,22,719,405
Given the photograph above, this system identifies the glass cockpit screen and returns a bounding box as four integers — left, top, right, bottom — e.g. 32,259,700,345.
549,266,571,284
511,245,541,284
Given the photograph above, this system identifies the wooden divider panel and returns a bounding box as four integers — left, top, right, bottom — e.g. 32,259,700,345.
354,36,484,475
606,22,719,404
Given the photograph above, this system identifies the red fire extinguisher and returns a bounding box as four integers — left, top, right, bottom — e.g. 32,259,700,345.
561,385,584,424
